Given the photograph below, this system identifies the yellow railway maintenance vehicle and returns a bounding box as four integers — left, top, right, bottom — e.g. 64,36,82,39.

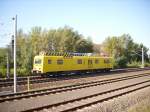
32,52,113,76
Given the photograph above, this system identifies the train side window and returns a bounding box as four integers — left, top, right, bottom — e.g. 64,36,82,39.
104,59,110,63
95,59,99,64
57,59,63,65
35,59,41,64
48,60,51,64
88,60,92,64
77,59,82,64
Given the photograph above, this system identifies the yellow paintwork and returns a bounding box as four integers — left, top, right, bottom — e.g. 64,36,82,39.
33,56,113,73
33,55,113,74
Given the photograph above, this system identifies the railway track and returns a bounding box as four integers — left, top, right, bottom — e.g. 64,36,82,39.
0,67,150,88
0,72,149,112
0,77,57,87
0,72,149,103
29,80,150,112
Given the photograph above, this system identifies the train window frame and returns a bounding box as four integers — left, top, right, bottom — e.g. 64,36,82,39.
77,59,82,64
35,59,41,64
48,59,51,64
104,59,110,64
95,59,99,64
88,60,93,64
57,59,63,65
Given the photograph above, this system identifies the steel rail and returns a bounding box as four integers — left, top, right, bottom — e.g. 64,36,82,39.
0,73,149,103
0,67,149,87
22,80,150,112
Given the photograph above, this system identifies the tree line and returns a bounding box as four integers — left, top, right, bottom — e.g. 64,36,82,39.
0,26,149,77
101,34,149,68
1,26,93,76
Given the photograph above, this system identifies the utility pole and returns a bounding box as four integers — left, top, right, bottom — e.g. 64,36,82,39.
11,36,14,58
142,47,144,68
6,52,10,78
12,15,17,93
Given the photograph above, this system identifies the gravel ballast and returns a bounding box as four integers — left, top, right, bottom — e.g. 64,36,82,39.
78,85,150,112
0,75,149,112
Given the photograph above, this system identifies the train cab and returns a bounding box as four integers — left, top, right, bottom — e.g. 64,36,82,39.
32,56,44,74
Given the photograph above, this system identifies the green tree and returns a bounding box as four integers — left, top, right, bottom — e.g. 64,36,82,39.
13,26,94,75
102,34,149,68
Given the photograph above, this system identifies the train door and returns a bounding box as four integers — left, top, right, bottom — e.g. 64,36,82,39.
104,59,109,69
88,60,93,68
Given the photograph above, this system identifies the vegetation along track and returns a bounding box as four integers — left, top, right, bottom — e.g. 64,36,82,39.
0,67,150,88
0,72,149,103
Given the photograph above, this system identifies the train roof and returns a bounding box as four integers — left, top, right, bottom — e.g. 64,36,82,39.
38,51,112,57
35,55,112,59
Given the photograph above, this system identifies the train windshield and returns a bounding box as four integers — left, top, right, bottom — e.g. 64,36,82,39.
35,59,42,64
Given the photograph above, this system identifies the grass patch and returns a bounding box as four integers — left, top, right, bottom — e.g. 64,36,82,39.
80,87,150,112
127,61,150,68
0,68,31,78
128,96,150,112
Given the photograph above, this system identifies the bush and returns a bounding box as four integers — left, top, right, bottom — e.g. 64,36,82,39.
12,68,30,77
127,61,141,68
127,61,150,68
115,56,128,68
0,68,6,78
145,62,150,67
0,68,31,78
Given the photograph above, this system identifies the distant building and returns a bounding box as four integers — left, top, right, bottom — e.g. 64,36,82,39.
93,44,110,57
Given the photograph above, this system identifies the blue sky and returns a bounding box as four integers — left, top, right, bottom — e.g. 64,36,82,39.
0,0,150,53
